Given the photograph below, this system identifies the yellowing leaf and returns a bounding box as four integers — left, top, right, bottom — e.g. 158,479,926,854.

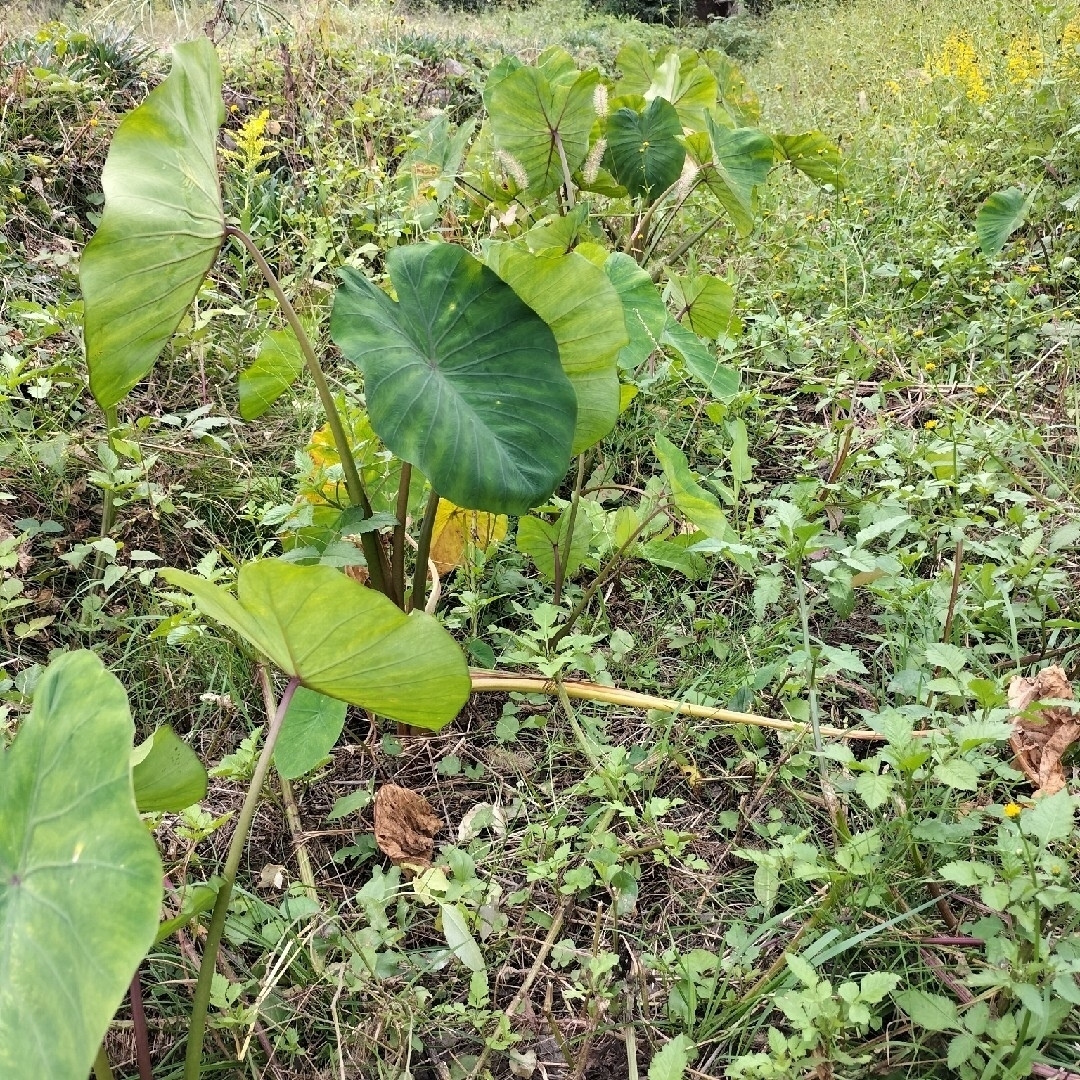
429,501,508,574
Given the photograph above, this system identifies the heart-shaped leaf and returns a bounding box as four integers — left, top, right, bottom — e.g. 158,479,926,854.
275,687,347,779
131,724,207,813
517,511,594,582
161,559,471,730
484,242,626,454
0,651,162,1080
486,64,599,199
775,131,845,188
976,186,1036,256
655,433,736,543
699,117,776,235
708,50,761,126
665,273,740,340
239,328,304,421
604,253,668,371
604,97,686,202
615,42,718,128
331,243,576,515
81,38,225,409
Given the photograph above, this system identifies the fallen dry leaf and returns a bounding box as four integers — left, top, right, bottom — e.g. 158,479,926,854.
374,784,442,870
1008,665,1080,797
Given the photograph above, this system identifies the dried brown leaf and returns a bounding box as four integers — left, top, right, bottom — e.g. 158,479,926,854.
374,783,442,870
1008,665,1080,797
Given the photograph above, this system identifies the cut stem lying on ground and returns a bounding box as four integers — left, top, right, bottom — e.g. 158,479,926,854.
469,670,904,741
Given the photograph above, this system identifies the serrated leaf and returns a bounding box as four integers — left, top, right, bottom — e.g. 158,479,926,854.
925,642,968,676
648,1034,696,1080
855,770,893,811
933,758,981,791
861,972,900,1003
939,860,996,887
754,862,779,912
1019,788,1076,844
894,989,960,1032
948,1032,979,1069
785,951,819,988
753,573,783,620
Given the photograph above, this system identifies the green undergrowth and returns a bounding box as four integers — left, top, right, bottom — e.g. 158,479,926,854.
2,0,1080,1078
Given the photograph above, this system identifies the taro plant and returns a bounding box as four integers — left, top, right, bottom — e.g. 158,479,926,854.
0,650,207,1080
52,33,853,1079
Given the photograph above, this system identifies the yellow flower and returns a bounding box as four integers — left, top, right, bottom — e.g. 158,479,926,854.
974,384,989,395
1004,801,1023,818
926,31,989,103
1060,17,1080,77
1006,33,1044,85
924,419,939,430
913,328,925,338
924,361,936,371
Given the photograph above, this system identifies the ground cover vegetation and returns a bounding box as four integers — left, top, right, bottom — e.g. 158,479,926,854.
2,0,1080,1077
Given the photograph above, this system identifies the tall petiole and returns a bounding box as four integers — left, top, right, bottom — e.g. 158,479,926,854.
182,670,300,1080
224,225,391,595
410,489,441,614
552,454,587,607
390,462,412,610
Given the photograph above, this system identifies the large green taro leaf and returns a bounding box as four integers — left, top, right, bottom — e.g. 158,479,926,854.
665,273,740,340
603,253,668,371
484,242,626,454
81,38,225,410
774,132,845,189
161,559,471,730
614,42,718,129
604,97,686,203
698,116,776,236
331,243,576,515
0,651,162,1080
705,50,761,127
486,65,599,200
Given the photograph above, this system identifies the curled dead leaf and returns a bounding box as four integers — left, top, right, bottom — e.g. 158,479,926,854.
374,783,442,870
1008,665,1080,798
